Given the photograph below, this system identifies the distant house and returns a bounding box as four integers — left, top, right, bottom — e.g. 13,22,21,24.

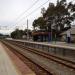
60,25,75,42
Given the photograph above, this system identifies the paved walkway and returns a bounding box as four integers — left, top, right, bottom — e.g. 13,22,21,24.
0,42,20,75
14,39,75,48
48,41,75,47
46,40,75,47
8,39,75,48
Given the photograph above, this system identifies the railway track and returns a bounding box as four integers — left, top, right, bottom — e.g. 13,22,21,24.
2,40,75,75
2,41,54,75
8,40,75,69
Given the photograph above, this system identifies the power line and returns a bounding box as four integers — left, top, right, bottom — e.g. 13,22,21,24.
26,0,49,18
15,0,40,22
11,0,40,29
9,0,50,30
15,0,49,25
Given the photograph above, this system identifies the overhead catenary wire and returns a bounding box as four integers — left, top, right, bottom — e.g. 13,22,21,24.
10,0,40,30
26,0,49,18
16,0,75,26
15,0,40,22
13,0,75,24
8,0,50,30
15,0,50,26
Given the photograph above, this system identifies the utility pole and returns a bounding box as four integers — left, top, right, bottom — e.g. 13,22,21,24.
27,19,29,40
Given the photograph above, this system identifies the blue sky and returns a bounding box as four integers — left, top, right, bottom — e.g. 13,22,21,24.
0,0,74,34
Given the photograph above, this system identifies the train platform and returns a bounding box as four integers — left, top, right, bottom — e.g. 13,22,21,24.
13,39,75,48
7,38,75,48
43,41,75,49
0,42,35,75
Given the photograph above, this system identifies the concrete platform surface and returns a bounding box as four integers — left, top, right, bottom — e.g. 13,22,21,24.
0,42,20,75
2,42,36,75
11,39,75,49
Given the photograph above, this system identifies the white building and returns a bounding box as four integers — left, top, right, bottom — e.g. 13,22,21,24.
60,25,75,42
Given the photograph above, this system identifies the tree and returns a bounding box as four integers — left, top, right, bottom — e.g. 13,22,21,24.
32,0,75,34
32,19,38,30
23,29,32,37
11,29,24,39
44,0,75,33
32,17,46,30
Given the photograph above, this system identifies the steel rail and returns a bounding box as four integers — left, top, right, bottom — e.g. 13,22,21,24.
7,40,75,70
2,40,55,75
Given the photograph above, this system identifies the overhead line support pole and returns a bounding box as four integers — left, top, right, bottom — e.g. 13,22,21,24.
27,19,29,40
